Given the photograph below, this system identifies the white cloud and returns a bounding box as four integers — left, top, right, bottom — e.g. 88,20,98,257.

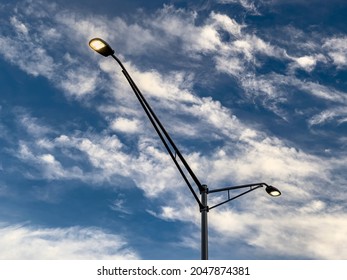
54,134,180,196
190,97,241,139
0,36,55,78
59,68,99,97
308,107,347,126
197,25,222,52
40,153,56,164
309,110,336,126
0,224,139,259
18,113,52,137
202,208,347,259
295,55,317,71
74,136,126,173
299,200,326,214
215,56,245,76
54,10,112,45
210,12,244,37
323,37,347,68
110,117,141,134
249,214,347,259
10,16,29,35
17,140,83,180
0,2,100,98
213,32,286,78
234,35,277,60
128,66,197,104
149,9,246,56
239,72,347,123
241,74,278,97
297,81,347,103
288,54,327,72
230,137,325,185
150,6,205,53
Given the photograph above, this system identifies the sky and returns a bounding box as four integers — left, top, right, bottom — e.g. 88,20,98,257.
0,0,347,260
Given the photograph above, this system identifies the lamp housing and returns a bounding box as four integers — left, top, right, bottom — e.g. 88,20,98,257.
265,185,281,197
89,38,114,57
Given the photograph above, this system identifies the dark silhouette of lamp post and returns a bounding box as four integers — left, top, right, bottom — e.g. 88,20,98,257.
89,38,281,260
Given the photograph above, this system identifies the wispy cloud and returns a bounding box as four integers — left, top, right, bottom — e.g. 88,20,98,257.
217,0,260,14
323,37,347,68
110,194,133,215
10,16,29,35
17,110,52,137
17,141,84,180
0,224,139,259
204,208,347,259
308,107,347,126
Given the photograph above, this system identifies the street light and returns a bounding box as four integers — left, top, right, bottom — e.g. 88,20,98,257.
89,38,281,260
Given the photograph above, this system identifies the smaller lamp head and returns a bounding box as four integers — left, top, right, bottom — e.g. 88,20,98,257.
89,38,114,57
265,185,281,197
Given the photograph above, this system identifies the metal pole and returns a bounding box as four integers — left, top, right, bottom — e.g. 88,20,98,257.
201,184,208,260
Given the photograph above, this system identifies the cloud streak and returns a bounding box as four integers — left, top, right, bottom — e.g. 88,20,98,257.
0,224,139,259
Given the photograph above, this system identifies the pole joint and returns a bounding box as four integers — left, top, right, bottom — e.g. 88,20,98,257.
200,184,209,211
200,184,208,194
200,205,209,212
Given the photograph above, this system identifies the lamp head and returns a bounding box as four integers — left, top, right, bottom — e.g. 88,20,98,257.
265,185,281,197
89,38,114,57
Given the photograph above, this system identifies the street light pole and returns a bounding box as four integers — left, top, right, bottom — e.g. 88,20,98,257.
201,184,208,260
89,38,281,260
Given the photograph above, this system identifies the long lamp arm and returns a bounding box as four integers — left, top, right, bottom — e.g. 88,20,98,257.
111,54,203,208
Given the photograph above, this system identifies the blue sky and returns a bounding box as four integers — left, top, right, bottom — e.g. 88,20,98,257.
0,0,347,260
